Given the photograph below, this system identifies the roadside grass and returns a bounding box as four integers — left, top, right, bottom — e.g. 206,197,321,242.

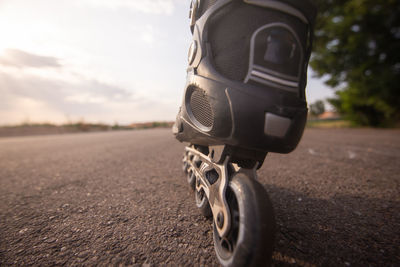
306,119,354,128
0,121,174,137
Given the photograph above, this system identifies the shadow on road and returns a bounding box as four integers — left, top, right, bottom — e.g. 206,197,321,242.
265,185,400,266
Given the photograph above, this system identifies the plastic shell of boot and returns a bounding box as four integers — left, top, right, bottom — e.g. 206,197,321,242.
174,0,316,154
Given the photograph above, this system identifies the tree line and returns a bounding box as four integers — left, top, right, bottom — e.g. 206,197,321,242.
310,0,399,127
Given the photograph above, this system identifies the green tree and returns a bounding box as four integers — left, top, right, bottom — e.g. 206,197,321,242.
310,0,400,127
309,100,326,117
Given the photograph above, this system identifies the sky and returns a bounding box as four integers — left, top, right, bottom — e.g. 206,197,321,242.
0,0,333,125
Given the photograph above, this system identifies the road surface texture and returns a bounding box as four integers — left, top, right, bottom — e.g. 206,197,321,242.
0,128,399,266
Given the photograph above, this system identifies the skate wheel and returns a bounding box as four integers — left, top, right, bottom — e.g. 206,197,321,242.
195,187,212,219
182,161,189,173
182,152,189,173
187,169,196,191
213,172,275,267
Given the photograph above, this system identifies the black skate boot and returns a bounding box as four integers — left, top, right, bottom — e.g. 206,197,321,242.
174,0,316,266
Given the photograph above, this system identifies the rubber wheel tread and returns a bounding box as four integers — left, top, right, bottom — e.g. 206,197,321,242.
213,172,275,267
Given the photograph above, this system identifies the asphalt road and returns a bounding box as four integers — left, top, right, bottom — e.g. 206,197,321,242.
0,128,399,266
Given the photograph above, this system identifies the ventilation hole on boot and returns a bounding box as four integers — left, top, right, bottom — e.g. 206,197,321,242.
188,87,214,129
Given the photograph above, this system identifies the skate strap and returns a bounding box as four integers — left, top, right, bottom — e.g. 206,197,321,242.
192,0,317,27
245,0,307,24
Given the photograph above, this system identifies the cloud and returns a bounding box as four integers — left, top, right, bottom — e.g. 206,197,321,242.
0,47,178,125
140,25,155,44
64,80,134,104
81,0,176,15
0,70,134,111
0,49,61,69
0,67,176,125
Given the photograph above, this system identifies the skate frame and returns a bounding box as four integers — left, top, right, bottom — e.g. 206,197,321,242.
184,145,258,238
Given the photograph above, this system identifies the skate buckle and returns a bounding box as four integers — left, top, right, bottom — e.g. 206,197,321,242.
189,0,200,27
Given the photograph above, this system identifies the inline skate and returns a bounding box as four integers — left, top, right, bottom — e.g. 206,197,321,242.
173,0,316,265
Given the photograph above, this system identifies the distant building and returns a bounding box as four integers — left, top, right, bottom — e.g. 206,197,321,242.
318,111,340,120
